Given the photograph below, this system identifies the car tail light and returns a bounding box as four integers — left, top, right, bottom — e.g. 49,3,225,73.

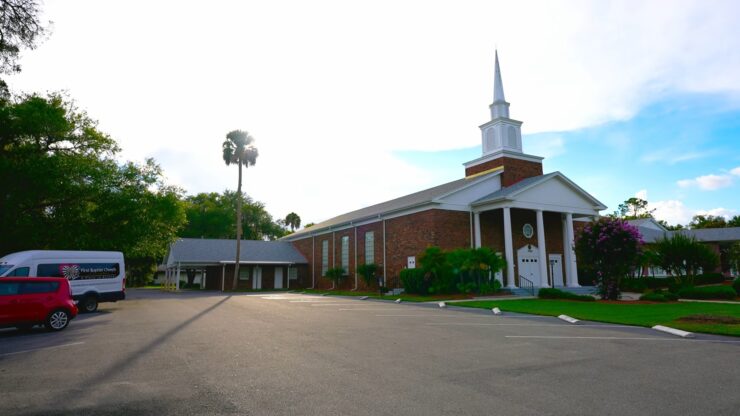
122,277,126,292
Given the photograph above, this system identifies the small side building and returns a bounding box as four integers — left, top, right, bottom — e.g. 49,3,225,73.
163,238,309,290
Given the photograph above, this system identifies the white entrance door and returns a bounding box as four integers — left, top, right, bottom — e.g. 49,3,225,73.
274,267,283,289
252,266,262,290
548,254,564,287
517,245,540,287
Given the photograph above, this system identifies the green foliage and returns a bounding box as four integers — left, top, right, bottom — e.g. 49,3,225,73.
639,289,678,302
733,278,740,294
621,274,726,293
655,233,719,286
357,263,378,288
180,191,286,240
417,246,504,295
677,285,737,300
612,197,654,219
0,0,47,74
689,215,727,229
284,212,301,232
575,218,643,300
400,268,426,295
323,267,347,287
0,93,187,285
728,242,740,276
537,288,595,302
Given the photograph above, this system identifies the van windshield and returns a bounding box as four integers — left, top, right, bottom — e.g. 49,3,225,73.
0,265,13,276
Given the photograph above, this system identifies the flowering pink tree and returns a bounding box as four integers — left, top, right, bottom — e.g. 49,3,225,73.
575,218,644,300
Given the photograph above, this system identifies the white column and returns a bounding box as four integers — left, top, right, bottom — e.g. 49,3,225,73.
566,212,580,287
473,212,482,248
503,207,516,288
562,214,572,286
201,268,206,289
175,262,181,291
536,210,549,288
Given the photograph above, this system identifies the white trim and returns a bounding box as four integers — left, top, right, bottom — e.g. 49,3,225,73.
463,148,543,168
475,199,600,216
218,261,300,265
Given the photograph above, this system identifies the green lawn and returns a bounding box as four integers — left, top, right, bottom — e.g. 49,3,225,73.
449,299,740,337
299,289,471,303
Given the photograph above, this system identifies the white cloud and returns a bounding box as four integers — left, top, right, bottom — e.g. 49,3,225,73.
635,189,648,201
677,166,740,190
5,1,740,220
696,207,739,219
647,199,737,226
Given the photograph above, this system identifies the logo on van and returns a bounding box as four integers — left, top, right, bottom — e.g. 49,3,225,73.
61,264,81,280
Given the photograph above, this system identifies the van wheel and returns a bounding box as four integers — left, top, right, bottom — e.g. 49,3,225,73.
81,296,98,313
45,309,70,331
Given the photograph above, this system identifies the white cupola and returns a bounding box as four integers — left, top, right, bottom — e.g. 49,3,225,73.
479,50,523,155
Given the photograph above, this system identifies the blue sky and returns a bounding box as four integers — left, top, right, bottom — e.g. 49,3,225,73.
398,92,740,225
7,1,740,226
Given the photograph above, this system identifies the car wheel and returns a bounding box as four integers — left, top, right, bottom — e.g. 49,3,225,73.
45,309,70,331
81,296,98,313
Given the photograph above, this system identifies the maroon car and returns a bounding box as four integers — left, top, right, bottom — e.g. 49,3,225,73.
0,277,78,331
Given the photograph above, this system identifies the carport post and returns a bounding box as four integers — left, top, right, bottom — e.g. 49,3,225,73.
201,268,206,289
176,262,181,291
221,264,225,291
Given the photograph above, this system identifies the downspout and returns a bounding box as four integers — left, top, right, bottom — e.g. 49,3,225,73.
331,230,336,290
311,235,315,289
382,218,387,288
353,224,358,291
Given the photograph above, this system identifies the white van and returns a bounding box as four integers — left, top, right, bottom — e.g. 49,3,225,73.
0,250,125,313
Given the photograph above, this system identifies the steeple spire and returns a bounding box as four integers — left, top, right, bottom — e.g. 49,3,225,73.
490,50,510,119
493,50,505,103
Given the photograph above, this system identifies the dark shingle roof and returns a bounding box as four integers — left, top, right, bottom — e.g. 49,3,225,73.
631,224,740,244
168,239,307,264
285,171,503,239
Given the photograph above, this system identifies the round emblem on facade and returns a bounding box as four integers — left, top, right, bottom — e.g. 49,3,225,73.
522,223,534,239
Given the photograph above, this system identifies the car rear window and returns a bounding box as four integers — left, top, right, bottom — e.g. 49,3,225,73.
0,281,21,295
19,281,60,294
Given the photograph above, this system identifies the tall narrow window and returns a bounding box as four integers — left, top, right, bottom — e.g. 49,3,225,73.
321,240,329,276
341,236,349,274
365,231,375,264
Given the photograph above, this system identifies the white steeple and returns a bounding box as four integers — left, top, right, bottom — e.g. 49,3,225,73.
480,50,523,155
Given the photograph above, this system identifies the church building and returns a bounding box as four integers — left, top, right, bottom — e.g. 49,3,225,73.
283,52,607,291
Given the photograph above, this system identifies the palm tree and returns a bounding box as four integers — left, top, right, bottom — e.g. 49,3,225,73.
222,130,259,290
285,212,301,232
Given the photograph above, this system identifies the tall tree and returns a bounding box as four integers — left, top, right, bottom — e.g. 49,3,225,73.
222,130,258,290
284,212,301,232
612,197,654,219
0,0,47,75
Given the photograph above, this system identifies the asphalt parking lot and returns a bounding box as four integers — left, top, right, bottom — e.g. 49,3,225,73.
1,289,738,416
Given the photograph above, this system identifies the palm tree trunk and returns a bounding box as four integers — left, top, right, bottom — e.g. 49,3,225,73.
233,162,243,290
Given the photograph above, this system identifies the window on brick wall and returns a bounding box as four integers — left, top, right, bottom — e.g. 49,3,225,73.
341,236,349,274
365,231,374,264
321,240,329,276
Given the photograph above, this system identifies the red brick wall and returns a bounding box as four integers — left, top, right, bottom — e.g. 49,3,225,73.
465,157,543,186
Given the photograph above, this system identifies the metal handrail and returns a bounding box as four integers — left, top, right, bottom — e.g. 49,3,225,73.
519,275,535,296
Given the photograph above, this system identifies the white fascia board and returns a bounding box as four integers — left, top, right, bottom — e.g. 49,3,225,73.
433,171,503,203
463,149,543,168
474,199,600,216
219,261,300,265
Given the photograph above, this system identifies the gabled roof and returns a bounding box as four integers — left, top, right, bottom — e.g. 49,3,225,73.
471,171,607,209
167,238,307,265
630,223,740,244
284,170,504,239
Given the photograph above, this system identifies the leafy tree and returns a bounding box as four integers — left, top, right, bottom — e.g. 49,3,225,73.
654,233,719,286
728,242,740,275
0,93,186,285
0,0,47,75
284,212,301,232
222,130,258,290
657,220,684,230
728,215,740,227
448,247,505,293
689,215,727,229
357,263,378,288
304,222,315,229
612,197,654,219
323,267,346,289
575,218,643,300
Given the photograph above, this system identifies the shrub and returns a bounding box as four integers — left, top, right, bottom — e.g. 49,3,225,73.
733,278,740,294
620,278,649,293
693,273,726,285
575,218,643,300
640,290,678,302
323,267,346,288
357,263,378,288
538,288,595,302
400,268,427,295
478,279,502,295
677,285,737,300
654,233,719,286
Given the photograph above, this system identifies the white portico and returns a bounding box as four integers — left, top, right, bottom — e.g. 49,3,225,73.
464,52,606,289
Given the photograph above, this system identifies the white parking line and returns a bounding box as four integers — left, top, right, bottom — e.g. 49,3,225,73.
505,335,740,343
310,303,364,306
338,308,404,311
0,342,85,357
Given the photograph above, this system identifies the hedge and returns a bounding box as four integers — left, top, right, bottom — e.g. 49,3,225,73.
620,273,726,293
538,288,595,302
733,278,740,294
400,268,427,295
677,285,737,300
639,291,678,302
